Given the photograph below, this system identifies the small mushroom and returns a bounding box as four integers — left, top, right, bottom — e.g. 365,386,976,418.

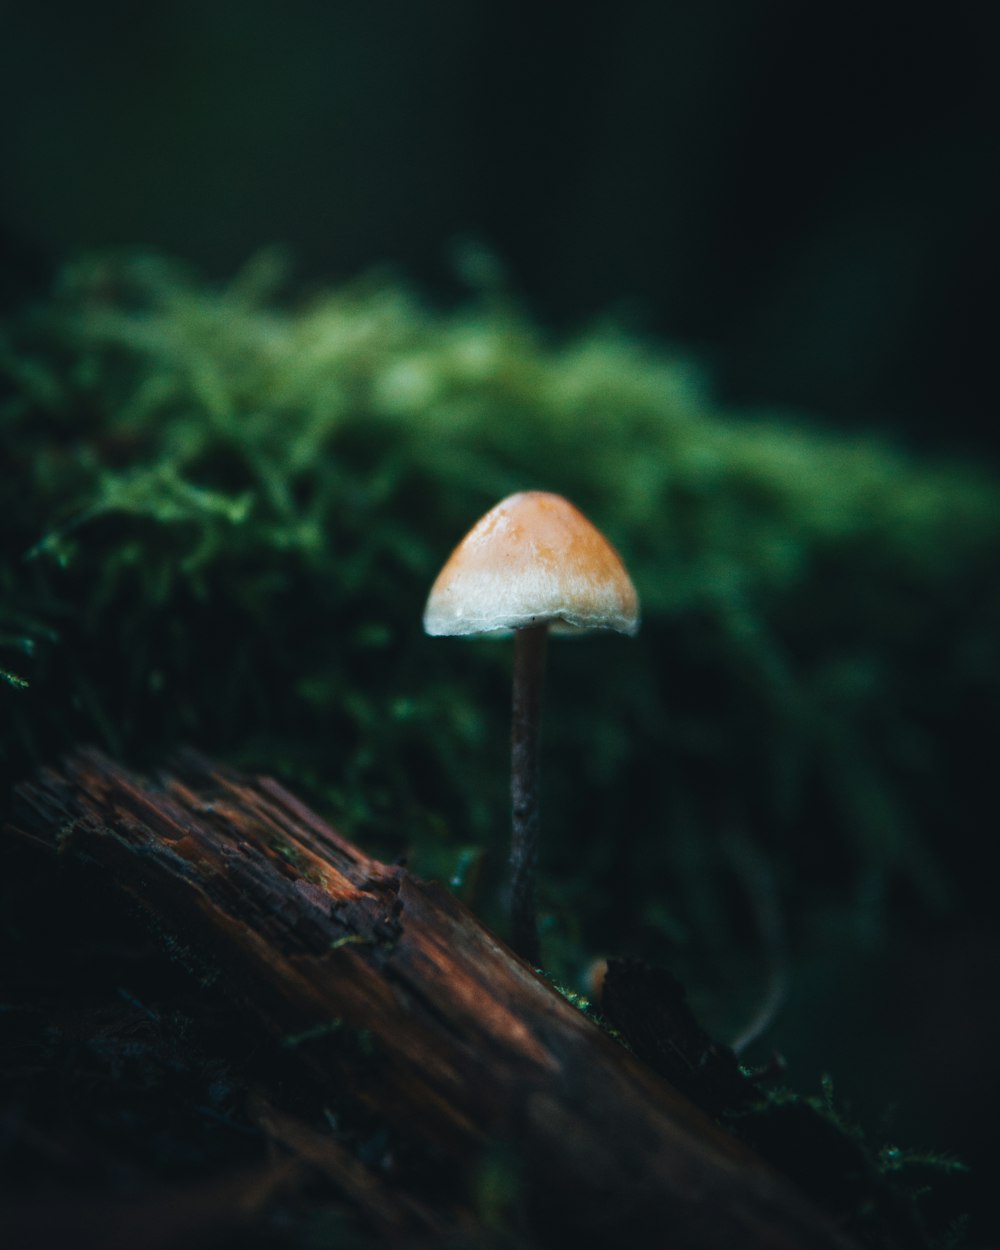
424,491,639,964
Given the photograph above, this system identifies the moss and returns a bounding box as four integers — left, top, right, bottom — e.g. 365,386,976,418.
727,1076,970,1250
2,250,998,967
3,251,994,1242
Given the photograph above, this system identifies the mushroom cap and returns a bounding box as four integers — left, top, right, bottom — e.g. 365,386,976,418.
423,491,640,637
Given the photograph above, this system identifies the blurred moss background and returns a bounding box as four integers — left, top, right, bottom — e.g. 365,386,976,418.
0,3,996,457
2,251,998,1236
1,3,998,1244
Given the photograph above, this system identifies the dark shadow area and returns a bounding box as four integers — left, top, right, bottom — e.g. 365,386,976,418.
0,2,996,454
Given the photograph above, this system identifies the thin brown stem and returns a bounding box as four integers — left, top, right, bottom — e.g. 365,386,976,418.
509,622,548,964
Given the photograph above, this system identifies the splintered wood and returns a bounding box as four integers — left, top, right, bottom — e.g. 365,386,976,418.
6,750,857,1249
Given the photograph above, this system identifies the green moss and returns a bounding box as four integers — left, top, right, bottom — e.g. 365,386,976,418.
727,1075,969,1249
2,249,998,981
281,1019,347,1048
2,249,993,1243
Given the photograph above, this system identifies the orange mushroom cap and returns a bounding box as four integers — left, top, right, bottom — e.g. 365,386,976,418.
423,491,640,637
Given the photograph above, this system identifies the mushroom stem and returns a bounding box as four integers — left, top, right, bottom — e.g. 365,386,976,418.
509,621,549,964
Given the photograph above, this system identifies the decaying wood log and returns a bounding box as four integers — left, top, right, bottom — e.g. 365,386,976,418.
5,750,859,1249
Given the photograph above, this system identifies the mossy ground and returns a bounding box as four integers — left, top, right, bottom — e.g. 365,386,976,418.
2,252,996,1245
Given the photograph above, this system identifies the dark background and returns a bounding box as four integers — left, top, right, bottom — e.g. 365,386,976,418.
1,1,997,458
1,3,998,1242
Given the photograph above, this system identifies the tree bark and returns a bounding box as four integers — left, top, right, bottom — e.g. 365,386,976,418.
4,749,858,1249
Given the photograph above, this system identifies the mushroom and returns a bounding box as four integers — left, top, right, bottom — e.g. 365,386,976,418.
424,491,640,964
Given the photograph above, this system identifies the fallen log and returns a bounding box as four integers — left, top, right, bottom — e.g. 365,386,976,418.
5,749,859,1248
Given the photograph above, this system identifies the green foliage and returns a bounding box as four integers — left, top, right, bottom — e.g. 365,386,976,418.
2,250,998,996
730,1074,967,1249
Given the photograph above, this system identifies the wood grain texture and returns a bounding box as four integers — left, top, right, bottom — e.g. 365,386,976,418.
5,750,858,1248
